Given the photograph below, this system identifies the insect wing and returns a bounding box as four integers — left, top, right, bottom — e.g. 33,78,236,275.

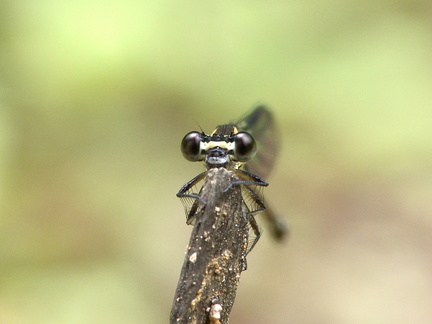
236,106,279,179
237,106,288,240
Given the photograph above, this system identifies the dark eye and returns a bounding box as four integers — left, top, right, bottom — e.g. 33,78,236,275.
234,132,256,162
181,132,203,162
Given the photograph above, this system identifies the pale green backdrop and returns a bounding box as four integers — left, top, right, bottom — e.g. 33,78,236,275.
1,1,432,323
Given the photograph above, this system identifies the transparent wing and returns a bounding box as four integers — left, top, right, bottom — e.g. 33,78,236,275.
237,106,288,240
236,105,279,179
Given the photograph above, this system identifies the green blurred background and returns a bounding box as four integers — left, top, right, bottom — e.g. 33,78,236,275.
1,1,432,323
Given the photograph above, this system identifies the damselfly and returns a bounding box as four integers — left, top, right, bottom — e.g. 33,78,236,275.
177,106,287,255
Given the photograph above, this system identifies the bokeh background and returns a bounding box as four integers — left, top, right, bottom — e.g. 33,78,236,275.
1,1,432,323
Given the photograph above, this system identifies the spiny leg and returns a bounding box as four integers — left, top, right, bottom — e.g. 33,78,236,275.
224,169,268,193
246,213,261,255
241,184,266,215
176,171,206,199
177,171,207,224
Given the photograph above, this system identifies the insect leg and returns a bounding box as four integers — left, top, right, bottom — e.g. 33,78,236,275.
177,171,207,224
246,213,261,255
223,169,268,193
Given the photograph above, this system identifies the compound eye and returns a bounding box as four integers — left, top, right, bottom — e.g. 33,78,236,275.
234,132,256,162
181,132,203,162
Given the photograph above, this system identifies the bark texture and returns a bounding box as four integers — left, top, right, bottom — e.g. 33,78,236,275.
170,168,249,324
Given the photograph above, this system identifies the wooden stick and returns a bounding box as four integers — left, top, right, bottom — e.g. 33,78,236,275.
170,168,249,324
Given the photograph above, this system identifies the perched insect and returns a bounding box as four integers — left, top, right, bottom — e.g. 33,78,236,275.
177,106,287,255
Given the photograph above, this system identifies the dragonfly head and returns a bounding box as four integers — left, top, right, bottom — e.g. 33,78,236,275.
180,129,257,168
